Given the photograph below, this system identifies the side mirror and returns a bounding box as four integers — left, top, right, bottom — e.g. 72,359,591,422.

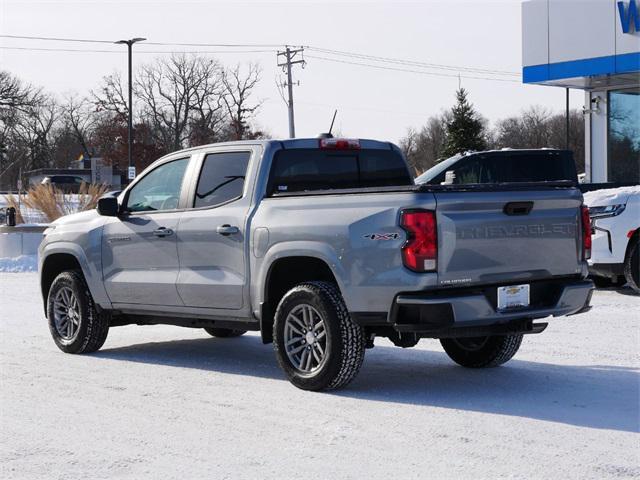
97,196,120,217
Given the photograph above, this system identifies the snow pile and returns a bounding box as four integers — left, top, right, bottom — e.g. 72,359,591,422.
584,185,640,207
0,254,38,272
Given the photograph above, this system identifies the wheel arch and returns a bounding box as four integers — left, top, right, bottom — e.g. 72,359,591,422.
259,254,341,344
40,242,110,315
625,227,640,260
40,252,83,315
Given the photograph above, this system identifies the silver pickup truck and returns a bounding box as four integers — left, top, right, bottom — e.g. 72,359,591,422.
39,138,594,390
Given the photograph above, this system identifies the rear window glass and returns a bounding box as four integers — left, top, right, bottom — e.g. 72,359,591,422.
269,149,411,194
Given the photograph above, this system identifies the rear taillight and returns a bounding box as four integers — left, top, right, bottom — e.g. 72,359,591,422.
400,209,437,272
581,205,591,260
319,138,360,150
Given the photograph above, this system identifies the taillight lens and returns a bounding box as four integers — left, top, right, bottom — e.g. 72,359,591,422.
581,205,591,260
400,209,437,272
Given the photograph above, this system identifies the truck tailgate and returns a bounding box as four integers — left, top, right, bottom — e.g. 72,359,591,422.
434,188,584,286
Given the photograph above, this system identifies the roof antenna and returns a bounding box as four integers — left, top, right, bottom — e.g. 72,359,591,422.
318,109,337,139
329,109,337,135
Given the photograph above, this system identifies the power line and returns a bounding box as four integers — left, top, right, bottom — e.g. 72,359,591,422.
305,54,521,83
307,46,520,77
145,41,285,48
0,46,277,54
0,34,285,48
0,34,114,44
1,33,522,81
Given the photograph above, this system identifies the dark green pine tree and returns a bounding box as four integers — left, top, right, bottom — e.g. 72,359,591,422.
441,88,487,159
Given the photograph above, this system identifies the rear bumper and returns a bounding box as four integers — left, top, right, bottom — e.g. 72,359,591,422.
354,278,594,334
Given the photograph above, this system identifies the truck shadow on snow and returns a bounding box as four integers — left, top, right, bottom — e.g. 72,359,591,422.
94,334,639,433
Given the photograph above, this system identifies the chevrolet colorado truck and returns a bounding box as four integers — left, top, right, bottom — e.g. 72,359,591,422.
39,138,594,390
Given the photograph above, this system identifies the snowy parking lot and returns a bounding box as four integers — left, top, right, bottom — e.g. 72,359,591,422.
1,272,638,479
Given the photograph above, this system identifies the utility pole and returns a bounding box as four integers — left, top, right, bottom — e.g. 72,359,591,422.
565,88,570,149
277,46,305,138
115,37,146,183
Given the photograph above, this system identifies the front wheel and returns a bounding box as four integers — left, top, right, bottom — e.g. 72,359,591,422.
273,281,366,391
440,334,523,368
47,270,110,354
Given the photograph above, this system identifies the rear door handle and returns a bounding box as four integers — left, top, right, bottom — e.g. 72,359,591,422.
153,227,174,237
216,224,239,236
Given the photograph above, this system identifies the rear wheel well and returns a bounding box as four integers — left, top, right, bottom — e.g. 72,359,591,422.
626,228,640,259
41,253,83,312
261,256,338,343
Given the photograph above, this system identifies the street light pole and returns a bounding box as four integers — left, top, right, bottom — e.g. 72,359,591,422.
115,37,146,183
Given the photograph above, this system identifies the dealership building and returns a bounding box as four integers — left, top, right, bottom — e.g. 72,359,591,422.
522,0,639,183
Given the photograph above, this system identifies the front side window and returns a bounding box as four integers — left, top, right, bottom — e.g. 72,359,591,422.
126,158,189,212
608,88,640,183
194,151,251,208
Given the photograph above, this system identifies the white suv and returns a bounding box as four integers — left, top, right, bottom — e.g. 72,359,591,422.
584,186,640,293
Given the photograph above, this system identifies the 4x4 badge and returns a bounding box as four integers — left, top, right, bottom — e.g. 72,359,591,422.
363,233,399,241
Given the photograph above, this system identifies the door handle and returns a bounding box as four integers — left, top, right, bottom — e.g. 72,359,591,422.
153,227,174,237
216,224,239,236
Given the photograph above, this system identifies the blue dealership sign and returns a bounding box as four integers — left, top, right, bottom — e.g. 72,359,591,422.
618,0,640,33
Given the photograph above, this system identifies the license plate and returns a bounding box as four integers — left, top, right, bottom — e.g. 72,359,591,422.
497,284,530,310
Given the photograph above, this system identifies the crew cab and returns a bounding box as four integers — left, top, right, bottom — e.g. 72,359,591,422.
39,138,594,390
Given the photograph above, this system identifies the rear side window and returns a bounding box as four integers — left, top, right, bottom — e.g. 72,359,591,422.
484,153,577,183
194,151,250,208
432,152,578,185
269,149,411,194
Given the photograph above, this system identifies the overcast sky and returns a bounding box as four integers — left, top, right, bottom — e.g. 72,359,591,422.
0,0,585,143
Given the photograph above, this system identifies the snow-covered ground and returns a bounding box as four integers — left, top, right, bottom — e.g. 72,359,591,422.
0,255,37,273
1,273,638,479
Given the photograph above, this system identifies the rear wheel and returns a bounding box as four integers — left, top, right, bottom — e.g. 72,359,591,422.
204,327,246,338
273,281,366,391
47,270,110,354
440,334,523,368
624,239,640,294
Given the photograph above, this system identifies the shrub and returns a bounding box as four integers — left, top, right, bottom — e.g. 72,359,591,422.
15,182,110,223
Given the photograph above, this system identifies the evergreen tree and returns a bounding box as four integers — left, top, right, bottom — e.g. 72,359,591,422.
441,88,487,158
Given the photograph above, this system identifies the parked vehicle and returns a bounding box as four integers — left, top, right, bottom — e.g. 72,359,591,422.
41,175,86,193
583,186,640,293
39,138,594,390
415,149,578,185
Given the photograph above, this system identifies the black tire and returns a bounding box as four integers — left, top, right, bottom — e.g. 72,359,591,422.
624,238,640,295
47,270,110,354
273,281,366,391
440,334,523,368
203,327,246,338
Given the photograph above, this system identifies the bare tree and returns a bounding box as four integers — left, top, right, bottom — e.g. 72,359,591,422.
91,72,128,122
0,70,41,113
62,94,97,159
399,113,449,175
222,63,262,140
136,54,223,151
494,106,585,173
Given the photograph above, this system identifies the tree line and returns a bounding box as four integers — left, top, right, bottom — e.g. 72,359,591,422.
400,88,585,176
0,54,264,190
1,61,586,191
